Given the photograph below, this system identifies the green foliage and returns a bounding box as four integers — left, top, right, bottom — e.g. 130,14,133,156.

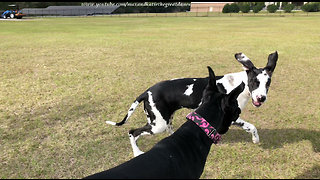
251,2,265,13
255,2,266,9
222,4,230,13
301,2,320,12
229,3,240,13
240,4,250,13
281,2,289,8
283,4,295,13
252,5,262,13
237,2,248,7
267,4,278,13
223,3,240,13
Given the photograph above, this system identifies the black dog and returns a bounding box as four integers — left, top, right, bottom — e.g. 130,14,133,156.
84,66,244,179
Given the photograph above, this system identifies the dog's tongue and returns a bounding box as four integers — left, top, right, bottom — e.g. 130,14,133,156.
252,100,261,107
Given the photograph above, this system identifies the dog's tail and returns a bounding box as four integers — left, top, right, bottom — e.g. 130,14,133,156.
106,91,147,126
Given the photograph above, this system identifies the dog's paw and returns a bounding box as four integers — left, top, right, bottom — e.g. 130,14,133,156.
166,125,174,135
134,150,144,157
252,135,260,144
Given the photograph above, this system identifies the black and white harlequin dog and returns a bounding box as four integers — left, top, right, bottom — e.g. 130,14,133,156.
107,51,278,157
85,67,244,179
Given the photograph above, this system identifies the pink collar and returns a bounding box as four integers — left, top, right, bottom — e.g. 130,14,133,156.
186,111,221,144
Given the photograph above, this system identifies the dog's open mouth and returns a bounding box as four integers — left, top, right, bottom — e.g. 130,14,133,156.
252,99,262,107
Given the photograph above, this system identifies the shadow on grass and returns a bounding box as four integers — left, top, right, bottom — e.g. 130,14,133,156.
294,165,320,179
224,128,320,153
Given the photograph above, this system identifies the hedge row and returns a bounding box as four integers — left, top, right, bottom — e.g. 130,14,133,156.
301,2,320,12
222,2,320,14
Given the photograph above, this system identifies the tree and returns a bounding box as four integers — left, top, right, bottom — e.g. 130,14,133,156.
251,2,265,13
222,3,240,13
252,5,262,13
301,2,320,12
229,3,240,13
222,4,230,13
253,2,266,9
267,4,278,13
281,2,289,9
240,3,250,13
283,4,295,13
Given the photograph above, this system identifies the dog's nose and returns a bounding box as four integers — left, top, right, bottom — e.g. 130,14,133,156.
257,96,266,103
235,53,242,59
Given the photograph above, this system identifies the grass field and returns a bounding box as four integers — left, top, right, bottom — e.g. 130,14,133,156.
113,10,320,17
0,15,319,179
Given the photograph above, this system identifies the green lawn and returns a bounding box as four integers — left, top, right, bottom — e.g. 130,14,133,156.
0,16,319,179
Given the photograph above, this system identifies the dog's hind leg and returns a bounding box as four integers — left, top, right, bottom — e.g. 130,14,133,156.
127,101,156,157
232,117,260,144
128,96,170,157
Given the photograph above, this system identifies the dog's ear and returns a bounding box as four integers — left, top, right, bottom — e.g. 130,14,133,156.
207,66,218,92
235,53,256,71
265,51,278,74
228,82,245,101
218,82,244,135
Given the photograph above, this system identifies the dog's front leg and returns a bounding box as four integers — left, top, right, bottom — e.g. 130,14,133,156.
232,118,260,143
